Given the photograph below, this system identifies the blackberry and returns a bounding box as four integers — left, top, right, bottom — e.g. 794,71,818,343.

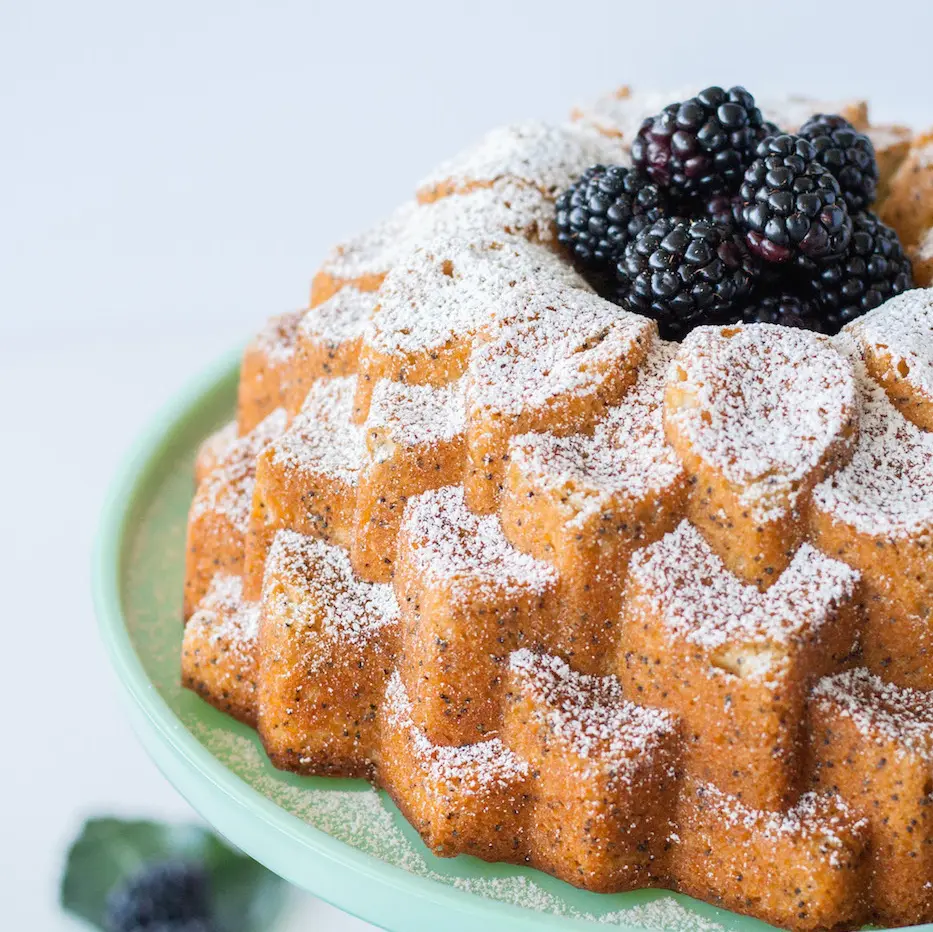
702,192,744,229
742,292,825,332
808,211,913,331
798,114,878,212
614,217,758,340
739,134,852,265
105,861,212,932
555,165,666,273
631,86,775,197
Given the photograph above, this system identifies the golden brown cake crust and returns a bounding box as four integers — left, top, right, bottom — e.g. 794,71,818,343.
181,91,933,931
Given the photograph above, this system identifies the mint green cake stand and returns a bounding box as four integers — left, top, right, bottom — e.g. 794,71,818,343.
93,349,903,932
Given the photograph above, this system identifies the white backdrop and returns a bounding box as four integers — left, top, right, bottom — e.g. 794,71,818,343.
2,2,931,929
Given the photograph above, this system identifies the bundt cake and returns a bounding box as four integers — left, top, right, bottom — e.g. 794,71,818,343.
182,85,933,931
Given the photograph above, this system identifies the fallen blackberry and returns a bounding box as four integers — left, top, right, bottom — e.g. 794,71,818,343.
105,861,212,932
137,923,218,932
615,216,758,339
808,211,913,331
555,165,666,273
742,292,825,331
631,86,776,196
798,114,878,212
739,134,852,264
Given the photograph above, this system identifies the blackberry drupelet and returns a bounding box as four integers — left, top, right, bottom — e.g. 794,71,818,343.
105,861,212,932
798,114,879,212
740,134,852,264
742,292,825,331
615,217,758,339
555,164,666,273
808,211,913,331
702,192,744,229
631,86,775,197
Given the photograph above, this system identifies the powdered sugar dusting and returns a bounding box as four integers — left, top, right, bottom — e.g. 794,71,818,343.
508,342,681,526
367,233,587,357
319,202,419,283
468,290,654,419
187,574,260,659
190,407,288,533
571,86,696,141
401,486,557,600
418,120,622,198
319,181,563,288
666,325,858,521
385,671,528,793
299,286,377,347
368,379,466,449
509,649,677,777
813,667,933,761
414,178,557,243
271,376,364,483
867,123,912,155
251,310,303,367
759,94,868,131
848,288,933,403
693,781,867,856
189,723,723,930
265,529,398,644
628,521,859,660
913,136,933,170
813,343,933,537
195,420,238,478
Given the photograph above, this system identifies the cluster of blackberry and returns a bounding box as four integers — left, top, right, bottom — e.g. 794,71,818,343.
556,86,913,339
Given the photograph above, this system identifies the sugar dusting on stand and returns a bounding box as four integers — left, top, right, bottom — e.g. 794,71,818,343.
187,720,727,931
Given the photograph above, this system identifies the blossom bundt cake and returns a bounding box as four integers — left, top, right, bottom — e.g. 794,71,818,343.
181,85,933,931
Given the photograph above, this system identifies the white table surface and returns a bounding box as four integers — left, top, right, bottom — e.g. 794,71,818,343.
3,1,931,928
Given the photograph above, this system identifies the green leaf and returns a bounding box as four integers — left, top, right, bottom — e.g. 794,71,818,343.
60,817,289,932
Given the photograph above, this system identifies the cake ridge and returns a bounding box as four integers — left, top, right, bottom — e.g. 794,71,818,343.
508,648,678,768
264,528,399,644
814,334,933,537
384,670,529,792
813,667,933,761
664,324,859,522
627,520,860,656
271,376,364,482
507,340,682,527
400,485,557,599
